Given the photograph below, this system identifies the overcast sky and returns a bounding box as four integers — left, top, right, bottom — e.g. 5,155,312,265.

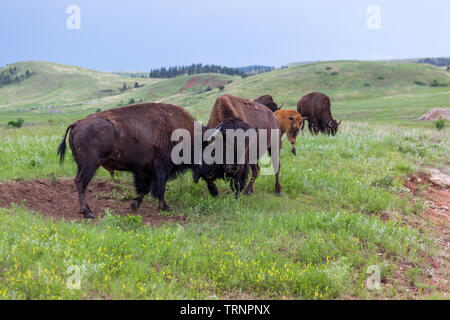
1,0,449,71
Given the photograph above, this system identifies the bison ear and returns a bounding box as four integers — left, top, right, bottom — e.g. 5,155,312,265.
289,117,294,121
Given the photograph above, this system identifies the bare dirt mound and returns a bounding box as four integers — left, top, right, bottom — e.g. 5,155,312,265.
418,108,450,121
0,178,186,225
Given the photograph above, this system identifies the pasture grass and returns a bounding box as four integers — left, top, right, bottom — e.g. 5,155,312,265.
0,122,447,299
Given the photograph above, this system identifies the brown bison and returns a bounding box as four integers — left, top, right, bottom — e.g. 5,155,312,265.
57,103,198,218
194,94,282,196
297,92,341,135
193,118,252,199
274,109,307,156
254,95,282,113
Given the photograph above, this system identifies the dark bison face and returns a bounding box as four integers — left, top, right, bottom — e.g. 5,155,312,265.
327,120,341,136
193,164,217,183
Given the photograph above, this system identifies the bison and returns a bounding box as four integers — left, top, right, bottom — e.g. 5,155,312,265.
274,109,307,156
57,103,198,218
193,118,252,199
297,92,341,135
254,95,282,113
200,94,282,196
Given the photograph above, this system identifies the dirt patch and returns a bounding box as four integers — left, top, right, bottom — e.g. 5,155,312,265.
401,169,449,297
0,178,186,226
418,108,450,121
179,77,201,92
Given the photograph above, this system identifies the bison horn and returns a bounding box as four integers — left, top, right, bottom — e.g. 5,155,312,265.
338,120,342,125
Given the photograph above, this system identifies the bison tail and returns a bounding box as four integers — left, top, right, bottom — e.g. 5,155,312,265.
57,123,76,165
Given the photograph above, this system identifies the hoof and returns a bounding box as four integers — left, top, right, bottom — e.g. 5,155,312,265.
84,212,95,219
159,205,171,212
130,200,140,211
275,191,283,197
244,190,252,196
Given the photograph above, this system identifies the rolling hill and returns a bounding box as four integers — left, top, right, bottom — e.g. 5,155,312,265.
0,60,449,126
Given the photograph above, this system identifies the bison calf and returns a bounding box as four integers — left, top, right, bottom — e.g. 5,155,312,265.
274,109,307,156
193,118,252,199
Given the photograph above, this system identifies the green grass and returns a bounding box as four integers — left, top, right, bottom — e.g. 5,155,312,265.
0,59,449,299
0,121,448,299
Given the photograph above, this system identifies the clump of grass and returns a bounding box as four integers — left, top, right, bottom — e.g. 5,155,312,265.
435,117,445,130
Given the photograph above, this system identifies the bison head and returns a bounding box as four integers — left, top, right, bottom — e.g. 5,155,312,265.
326,119,341,136
289,115,308,137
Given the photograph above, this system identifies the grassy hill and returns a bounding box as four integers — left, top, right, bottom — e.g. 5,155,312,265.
0,60,449,126
164,61,450,123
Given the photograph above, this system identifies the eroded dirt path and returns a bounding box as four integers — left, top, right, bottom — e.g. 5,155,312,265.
0,178,185,225
402,167,449,297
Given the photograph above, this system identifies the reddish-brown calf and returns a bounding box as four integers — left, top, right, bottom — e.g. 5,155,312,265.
274,109,307,156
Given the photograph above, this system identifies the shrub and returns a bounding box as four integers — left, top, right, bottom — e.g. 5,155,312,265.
364,83,370,87
378,76,385,80
7,118,24,128
218,85,225,90
414,80,426,86
204,86,212,92
330,72,339,76
128,98,136,104
435,117,445,130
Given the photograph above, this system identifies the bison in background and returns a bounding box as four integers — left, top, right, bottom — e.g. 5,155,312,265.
193,118,252,199
57,103,198,218
297,92,341,135
274,109,307,156
254,95,282,113
205,94,282,196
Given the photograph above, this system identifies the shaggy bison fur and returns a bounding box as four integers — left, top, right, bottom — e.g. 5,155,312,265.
297,92,341,135
58,103,197,218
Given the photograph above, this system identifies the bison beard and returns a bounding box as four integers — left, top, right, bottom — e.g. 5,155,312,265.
57,103,196,218
193,118,252,199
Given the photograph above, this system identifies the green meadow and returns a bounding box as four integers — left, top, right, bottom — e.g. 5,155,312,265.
0,60,448,299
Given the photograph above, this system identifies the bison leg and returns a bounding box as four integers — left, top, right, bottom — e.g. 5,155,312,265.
268,148,282,196
206,179,219,197
287,135,297,156
131,171,152,211
153,168,171,212
74,163,99,219
244,164,259,195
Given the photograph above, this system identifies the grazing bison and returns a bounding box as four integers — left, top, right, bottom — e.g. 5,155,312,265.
202,94,282,196
274,109,307,156
57,103,197,218
254,95,282,113
193,118,252,199
297,92,341,135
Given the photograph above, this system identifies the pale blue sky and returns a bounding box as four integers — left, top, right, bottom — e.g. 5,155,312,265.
1,0,449,71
